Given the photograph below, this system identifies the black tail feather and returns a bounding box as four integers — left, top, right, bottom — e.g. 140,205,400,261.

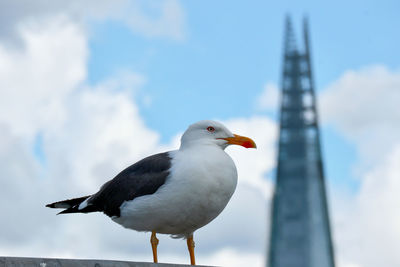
46,196,91,209
47,195,101,214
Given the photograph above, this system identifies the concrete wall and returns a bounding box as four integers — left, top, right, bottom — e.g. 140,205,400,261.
0,257,215,267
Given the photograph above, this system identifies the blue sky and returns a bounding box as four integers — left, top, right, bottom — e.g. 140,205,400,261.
0,1,399,266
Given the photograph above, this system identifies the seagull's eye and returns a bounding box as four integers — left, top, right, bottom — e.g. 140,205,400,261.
206,126,215,132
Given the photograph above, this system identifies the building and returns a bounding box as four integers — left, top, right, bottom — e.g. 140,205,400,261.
267,17,335,267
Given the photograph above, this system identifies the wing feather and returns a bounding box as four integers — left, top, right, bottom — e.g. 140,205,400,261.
87,152,172,217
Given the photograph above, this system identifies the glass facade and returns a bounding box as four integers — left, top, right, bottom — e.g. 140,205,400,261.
267,17,335,267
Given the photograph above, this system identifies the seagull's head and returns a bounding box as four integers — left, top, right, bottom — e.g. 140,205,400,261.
180,120,256,150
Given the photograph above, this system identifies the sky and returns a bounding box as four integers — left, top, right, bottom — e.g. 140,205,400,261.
0,1,399,267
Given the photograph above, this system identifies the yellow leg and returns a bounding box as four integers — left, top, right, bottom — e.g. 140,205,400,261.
150,231,159,263
187,234,196,265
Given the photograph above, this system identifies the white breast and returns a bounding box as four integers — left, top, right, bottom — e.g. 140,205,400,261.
114,146,238,238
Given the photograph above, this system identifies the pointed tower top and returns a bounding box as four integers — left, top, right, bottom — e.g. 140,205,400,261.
284,15,297,55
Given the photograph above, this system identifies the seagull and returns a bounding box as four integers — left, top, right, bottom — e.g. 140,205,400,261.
46,120,256,265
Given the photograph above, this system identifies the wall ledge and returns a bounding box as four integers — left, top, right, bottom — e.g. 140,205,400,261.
0,256,216,267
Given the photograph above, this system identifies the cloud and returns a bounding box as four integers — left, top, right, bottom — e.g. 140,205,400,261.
0,15,87,139
332,145,400,267
256,82,280,112
0,124,42,244
0,0,186,45
320,65,400,267
320,65,400,167
200,248,264,267
122,0,186,41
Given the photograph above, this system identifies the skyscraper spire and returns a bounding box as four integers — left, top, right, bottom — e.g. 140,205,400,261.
267,16,335,267
284,15,297,55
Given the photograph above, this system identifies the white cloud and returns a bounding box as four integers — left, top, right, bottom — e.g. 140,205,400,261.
320,65,400,267
320,65,400,167
122,0,186,41
256,82,280,112
200,248,264,267
0,0,186,45
0,124,42,244
0,15,87,139
333,145,400,267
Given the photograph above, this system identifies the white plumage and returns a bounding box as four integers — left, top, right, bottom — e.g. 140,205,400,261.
115,139,238,237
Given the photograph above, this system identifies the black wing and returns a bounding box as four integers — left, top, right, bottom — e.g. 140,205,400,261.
86,152,172,217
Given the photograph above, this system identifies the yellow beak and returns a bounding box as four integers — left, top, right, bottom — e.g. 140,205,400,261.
221,134,257,149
